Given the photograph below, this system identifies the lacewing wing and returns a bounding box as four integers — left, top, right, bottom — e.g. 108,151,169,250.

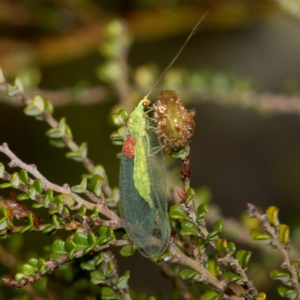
119,99,170,257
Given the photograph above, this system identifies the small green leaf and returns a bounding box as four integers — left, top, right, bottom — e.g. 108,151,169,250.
77,205,86,216
185,188,195,204
279,224,290,244
73,232,88,250
95,252,104,266
111,109,128,127
49,195,64,214
266,206,279,226
277,286,298,299
98,226,108,237
19,169,29,185
110,126,127,145
120,244,136,257
90,206,99,218
6,78,23,97
227,242,236,255
50,240,66,259
10,172,20,188
14,77,24,92
235,250,251,268
215,239,227,253
78,142,87,158
90,174,103,197
46,128,62,138
49,138,66,148
43,98,54,115
60,194,75,207
16,193,29,201
197,203,209,221
101,286,118,300
19,212,34,233
66,143,87,161
201,290,220,300
169,204,188,219
116,270,130,290
154,252,172,262
33,179,43,194
58,117,66,132
105,261,114,278
28,258,38,268
15,273,26,281
270,270,291,283
208,259,221,277
87,233,96,246
223,271,242,283
93,165,108,182
65,240,76,253
256,292,267,300
81,259,96,271
179,269,200,280
180,220,198,236
169,148,188,159
33,95,45,112
27,186,37,200
250,229,272,243
207,220,223,240
24,95,45,116
71,178,87,193
107,227,116,240
42,224,56,234
37,258,46,272
21,264,35,276
90,270,105,285
196,237,208,252
0,183,11,189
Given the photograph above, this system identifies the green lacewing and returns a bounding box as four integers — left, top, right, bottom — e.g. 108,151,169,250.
119,14,207,257
120,98,170,257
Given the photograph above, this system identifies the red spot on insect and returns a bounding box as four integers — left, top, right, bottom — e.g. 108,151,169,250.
123,135,136,158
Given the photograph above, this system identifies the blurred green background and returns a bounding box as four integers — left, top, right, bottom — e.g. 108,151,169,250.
1,0,300,299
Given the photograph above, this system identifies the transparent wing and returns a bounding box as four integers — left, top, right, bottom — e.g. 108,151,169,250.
119,131,170,257
146,130,170,254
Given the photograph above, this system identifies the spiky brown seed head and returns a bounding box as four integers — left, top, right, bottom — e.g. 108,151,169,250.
153,90,195,150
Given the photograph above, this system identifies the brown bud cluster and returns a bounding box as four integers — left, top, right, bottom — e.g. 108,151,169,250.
153,90,195,150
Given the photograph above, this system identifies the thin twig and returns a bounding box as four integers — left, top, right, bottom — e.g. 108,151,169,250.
159,262,196,300
0,79,113,197
0,143,122,226
248,203,300,297
2,239,129,288
169,243,226,293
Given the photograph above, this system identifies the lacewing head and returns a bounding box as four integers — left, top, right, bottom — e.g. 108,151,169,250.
153,90,195,150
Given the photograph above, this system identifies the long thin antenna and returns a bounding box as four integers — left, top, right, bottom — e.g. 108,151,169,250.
145,11,209,99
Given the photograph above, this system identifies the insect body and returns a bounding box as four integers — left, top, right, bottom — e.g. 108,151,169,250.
119,98,170,257
117,13,207,257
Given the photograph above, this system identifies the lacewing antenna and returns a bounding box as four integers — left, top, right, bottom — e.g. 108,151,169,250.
145,11,209,99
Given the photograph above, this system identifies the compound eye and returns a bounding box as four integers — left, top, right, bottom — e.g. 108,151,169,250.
142,101,148,107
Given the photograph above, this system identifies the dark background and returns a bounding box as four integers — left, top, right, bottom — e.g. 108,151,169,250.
1,0,300,298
